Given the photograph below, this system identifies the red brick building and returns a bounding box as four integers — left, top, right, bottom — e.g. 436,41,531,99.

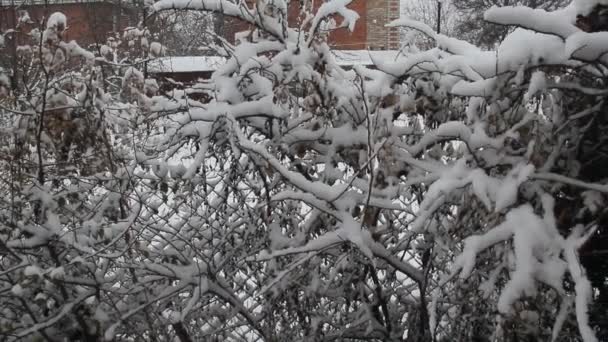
2,0,400,49
0,0,137,46
1,0,402,88
222,0,400,50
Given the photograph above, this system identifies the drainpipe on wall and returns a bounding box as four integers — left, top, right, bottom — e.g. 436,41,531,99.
436,0,442,34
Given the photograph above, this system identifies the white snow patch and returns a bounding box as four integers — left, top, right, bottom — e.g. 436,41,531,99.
148,56,226,73
11,284,24,296
46,12,67,30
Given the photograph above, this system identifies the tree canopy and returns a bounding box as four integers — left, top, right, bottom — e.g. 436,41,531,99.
0,0,606,341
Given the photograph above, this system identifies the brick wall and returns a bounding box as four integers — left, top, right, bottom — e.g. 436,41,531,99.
366,0,399,50
328,0,366,50
222,0,400,51
0,2,136,46
1,1,401,52
386,0,400,50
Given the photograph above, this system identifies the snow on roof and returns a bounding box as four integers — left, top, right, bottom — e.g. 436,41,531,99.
148,56,227,74
332,50,402,66
148,50,401,75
